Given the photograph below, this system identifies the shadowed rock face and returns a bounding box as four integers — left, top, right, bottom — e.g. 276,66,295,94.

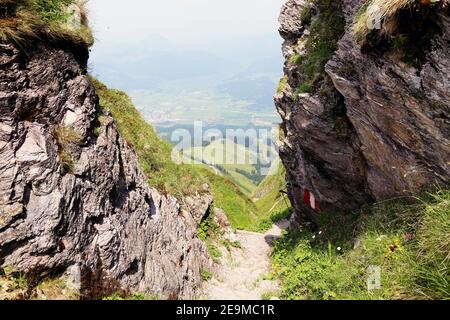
276,0,449,224
0,43,212,299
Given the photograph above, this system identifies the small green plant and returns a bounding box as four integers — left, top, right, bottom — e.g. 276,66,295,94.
288,54,302,66
197,211,220,241
32,275,80,300
231,240,242,249
54,125,81,146
103,292,157,300
221,239,232,251
393,34,409,52
59,149,75,173
92,126,102,137
0,266,28,299
197,210,227,262
207,243,222,261
102,293,125,300
261,291,279,300
256,208,293,233
53,125,81,174
298,82,313,94
200,270,213,281
10,273,27,290
92,113,108,137
219,239,243,252
277,75,288,94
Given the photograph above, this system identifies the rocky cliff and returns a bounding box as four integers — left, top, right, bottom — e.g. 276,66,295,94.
276,0,449,224
0,42,212,299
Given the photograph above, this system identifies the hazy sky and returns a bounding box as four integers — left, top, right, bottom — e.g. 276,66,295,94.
87,0,284,48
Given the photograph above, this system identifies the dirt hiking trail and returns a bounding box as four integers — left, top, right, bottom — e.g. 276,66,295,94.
204,220,290,300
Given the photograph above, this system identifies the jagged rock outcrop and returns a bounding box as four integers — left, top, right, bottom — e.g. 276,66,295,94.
0,42,212,299
276,0,449,224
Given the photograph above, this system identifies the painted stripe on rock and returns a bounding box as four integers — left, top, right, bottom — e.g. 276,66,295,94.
303,189,320,213
310,192,316,210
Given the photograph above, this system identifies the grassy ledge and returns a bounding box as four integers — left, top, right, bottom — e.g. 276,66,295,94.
253,163,293,232
271,188,450,300
0,0,93,48
292,0,345,96
352,0,446,67
353,0,446,41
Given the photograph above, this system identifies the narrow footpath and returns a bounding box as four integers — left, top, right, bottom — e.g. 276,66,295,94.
204,220,290,300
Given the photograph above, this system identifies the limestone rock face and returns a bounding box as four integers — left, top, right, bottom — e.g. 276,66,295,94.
276,0,449,224
0,43,212,299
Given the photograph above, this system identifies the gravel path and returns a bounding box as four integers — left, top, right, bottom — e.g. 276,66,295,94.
204,220,290,300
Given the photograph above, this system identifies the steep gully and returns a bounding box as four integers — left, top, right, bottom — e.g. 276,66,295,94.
1,0,449,300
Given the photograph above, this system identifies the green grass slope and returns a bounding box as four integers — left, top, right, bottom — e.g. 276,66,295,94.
251,161,293,232
93,79,206,197
202,169,260,230
189,139,262,196
93,79,262,230
271,188,450,300
253,161,289,215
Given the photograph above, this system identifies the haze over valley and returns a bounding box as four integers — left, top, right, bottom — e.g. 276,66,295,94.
88,0,284,129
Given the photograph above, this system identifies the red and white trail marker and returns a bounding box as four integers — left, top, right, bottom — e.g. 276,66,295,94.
303,190,320,212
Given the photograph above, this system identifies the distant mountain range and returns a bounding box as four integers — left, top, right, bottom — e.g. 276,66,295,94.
88,33,284,197
89,34,283,116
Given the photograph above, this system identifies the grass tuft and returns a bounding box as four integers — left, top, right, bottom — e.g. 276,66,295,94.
0,0,94,48
0,266,27,300
197,208,225,263
277,75,289,94
53,125,81,174
102,292,158,300
352,0,447,41
200,270,213,281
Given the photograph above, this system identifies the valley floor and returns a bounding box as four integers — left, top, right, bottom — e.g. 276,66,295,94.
203,221,290,300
